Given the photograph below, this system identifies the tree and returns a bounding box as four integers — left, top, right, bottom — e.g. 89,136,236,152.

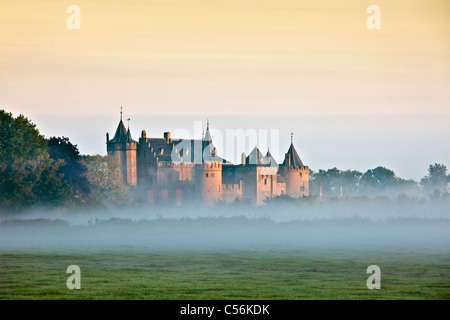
0,110,71,211
359,166,397,195
48,137,90,203
0,110,47,162
309,167,362,198
361,166,396,186
0,157,72,210
420,163,448,194
358,166,421,197
82,155,129,207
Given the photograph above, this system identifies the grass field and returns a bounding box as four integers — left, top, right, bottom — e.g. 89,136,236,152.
1,247,449,299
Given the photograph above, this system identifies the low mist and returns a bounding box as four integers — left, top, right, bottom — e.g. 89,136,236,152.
1,199,449,252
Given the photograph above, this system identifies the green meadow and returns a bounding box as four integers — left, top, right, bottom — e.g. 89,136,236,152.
1,248,449,299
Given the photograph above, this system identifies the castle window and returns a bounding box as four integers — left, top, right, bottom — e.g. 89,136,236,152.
211,173,215,178
206,173,209,178
300,172,303,178
264,179,267,185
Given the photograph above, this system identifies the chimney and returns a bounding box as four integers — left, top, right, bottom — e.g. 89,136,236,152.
106,132,109,143
241,152,246,165
164,131,170,143
141,130,146,138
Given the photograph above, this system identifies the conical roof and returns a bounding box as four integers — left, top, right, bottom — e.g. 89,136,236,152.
108,119,127,143
202,119,217,160
283,143,304,167
126,128,137,143
204,120,212,143
108,117,136,144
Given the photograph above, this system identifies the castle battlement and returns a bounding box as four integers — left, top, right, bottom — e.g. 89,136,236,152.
157,162,195,168
223,183,241,191
197,161,222,169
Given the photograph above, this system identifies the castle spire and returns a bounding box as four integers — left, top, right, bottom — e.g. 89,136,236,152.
202,118,217,160
283,133,304,168
108,106,136,143
204,118,212,142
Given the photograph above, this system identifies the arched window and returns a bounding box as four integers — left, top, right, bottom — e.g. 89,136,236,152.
206,173,209,178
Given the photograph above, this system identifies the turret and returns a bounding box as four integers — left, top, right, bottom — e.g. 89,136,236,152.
106,107,138,186
195,161,223,205
281,133,309,197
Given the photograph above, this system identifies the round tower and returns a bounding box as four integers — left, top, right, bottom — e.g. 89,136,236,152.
195,161,223,205
283,164,309,197
282,133,309,197
106,108,138,186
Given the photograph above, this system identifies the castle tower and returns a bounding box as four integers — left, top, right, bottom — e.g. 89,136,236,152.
194,120,223,204
106,108,138,186
281,133,309,197
195,161,223,205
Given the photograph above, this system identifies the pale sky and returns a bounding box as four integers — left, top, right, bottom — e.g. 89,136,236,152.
1,0,449,180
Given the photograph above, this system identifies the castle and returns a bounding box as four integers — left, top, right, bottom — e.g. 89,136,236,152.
106,111,309,205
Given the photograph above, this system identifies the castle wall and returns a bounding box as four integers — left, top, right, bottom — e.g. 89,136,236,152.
275,180,286,197
282,166,309,197
157,162,194,186
126,145,137,186
137,138,149,186
107,142,137,186
195,161,223,205
257,173,274,205
234,166,257,203
256,167,281,205
222,181,243,203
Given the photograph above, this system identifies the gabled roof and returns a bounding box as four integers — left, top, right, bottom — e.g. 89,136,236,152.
266,150,278,167
246,147,270,165
282,143,304,168
144,138,229,164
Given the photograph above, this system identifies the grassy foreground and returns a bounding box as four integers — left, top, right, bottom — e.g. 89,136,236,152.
0,248,449,300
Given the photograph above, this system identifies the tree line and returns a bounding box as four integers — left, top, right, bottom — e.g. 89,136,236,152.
0,109,449,211
0,110,128,212
309,164,449,200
